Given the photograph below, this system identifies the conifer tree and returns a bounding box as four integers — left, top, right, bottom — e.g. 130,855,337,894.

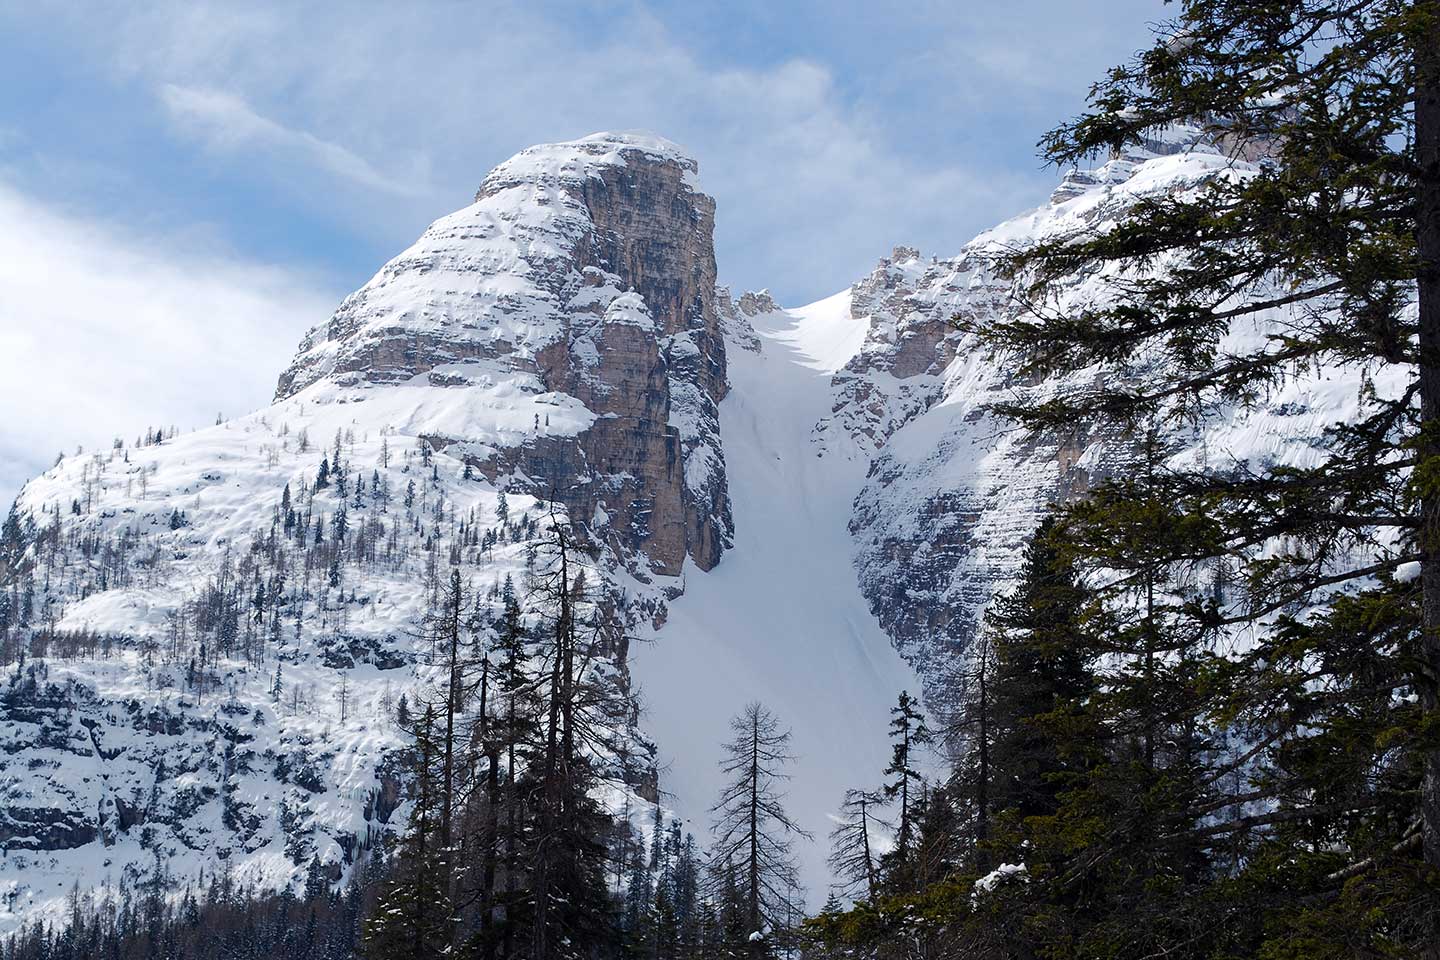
984,519,1098,835
524,509,620,960
940,2,1440,954
826,789,887,900
622,835,654,950
672,828,701,955
880,691,931,889
468,594,536,960
365,705,452,960
0,503,24,582
912,780,961,889
430,570,468,937
708,702,811,955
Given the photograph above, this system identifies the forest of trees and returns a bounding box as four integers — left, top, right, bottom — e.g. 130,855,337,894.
4,0,1439,958
0,523,814,960
0,449,819,960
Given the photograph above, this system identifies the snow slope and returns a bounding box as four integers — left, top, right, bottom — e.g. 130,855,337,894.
633,291,918,905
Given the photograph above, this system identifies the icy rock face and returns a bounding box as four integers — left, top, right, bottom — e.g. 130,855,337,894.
714,287,765,355
811,236,1101,690
277,132,731,577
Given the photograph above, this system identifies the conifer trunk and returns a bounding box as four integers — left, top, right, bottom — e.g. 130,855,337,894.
438,574,463,950
504,697,519,960
558,532,575,822
859,796,876,900
414,710,435,959
534,634,563,960
976,647,990,874
533,520,572,960
898,723,911,864
1417,6,1440,876
479,656,500,960
748,715,761,942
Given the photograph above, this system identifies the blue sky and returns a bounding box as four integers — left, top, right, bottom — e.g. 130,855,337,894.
0,0,1167,503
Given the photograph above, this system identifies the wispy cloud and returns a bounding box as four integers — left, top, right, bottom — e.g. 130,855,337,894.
158,83,425,197
0,180,338,505
15,1,1057,301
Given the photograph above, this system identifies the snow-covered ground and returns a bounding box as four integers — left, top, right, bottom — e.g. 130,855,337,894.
633,291,919,905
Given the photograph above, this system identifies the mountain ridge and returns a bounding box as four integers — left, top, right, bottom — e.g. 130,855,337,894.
0,126,1339,927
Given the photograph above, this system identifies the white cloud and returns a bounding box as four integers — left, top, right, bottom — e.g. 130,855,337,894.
19,1,1048,301
158,83,425,197
0,180,338,505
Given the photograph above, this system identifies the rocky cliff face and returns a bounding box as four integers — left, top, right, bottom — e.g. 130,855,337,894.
276,132,731,579
823,130,1376,702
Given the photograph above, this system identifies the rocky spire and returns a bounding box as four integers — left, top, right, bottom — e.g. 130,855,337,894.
275,132,732,576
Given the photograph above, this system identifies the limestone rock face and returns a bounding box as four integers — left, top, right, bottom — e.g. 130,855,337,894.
812,247,965,460
276,133,731,576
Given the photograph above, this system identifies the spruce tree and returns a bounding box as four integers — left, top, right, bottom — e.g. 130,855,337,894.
985,519,1098,836
958,2,1440,954
880,691,931,890
364,704,452,960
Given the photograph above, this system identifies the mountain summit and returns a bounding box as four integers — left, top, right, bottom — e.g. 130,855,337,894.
275,131,731,578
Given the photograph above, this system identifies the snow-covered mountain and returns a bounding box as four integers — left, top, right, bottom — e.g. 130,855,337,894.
0,132,724,929
0,126,1364,926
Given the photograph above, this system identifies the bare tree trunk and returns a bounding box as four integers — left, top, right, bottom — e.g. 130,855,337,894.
859,796,876,900
748,713,761,941
1417,6,1440,881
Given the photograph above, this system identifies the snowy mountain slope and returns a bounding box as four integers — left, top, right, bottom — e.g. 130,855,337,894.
0,123,1400,934
0,408,558,932
0,132,725,933
632,290,918,905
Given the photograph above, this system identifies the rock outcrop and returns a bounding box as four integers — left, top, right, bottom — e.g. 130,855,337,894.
276,132,731,577
825,130,1360,702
